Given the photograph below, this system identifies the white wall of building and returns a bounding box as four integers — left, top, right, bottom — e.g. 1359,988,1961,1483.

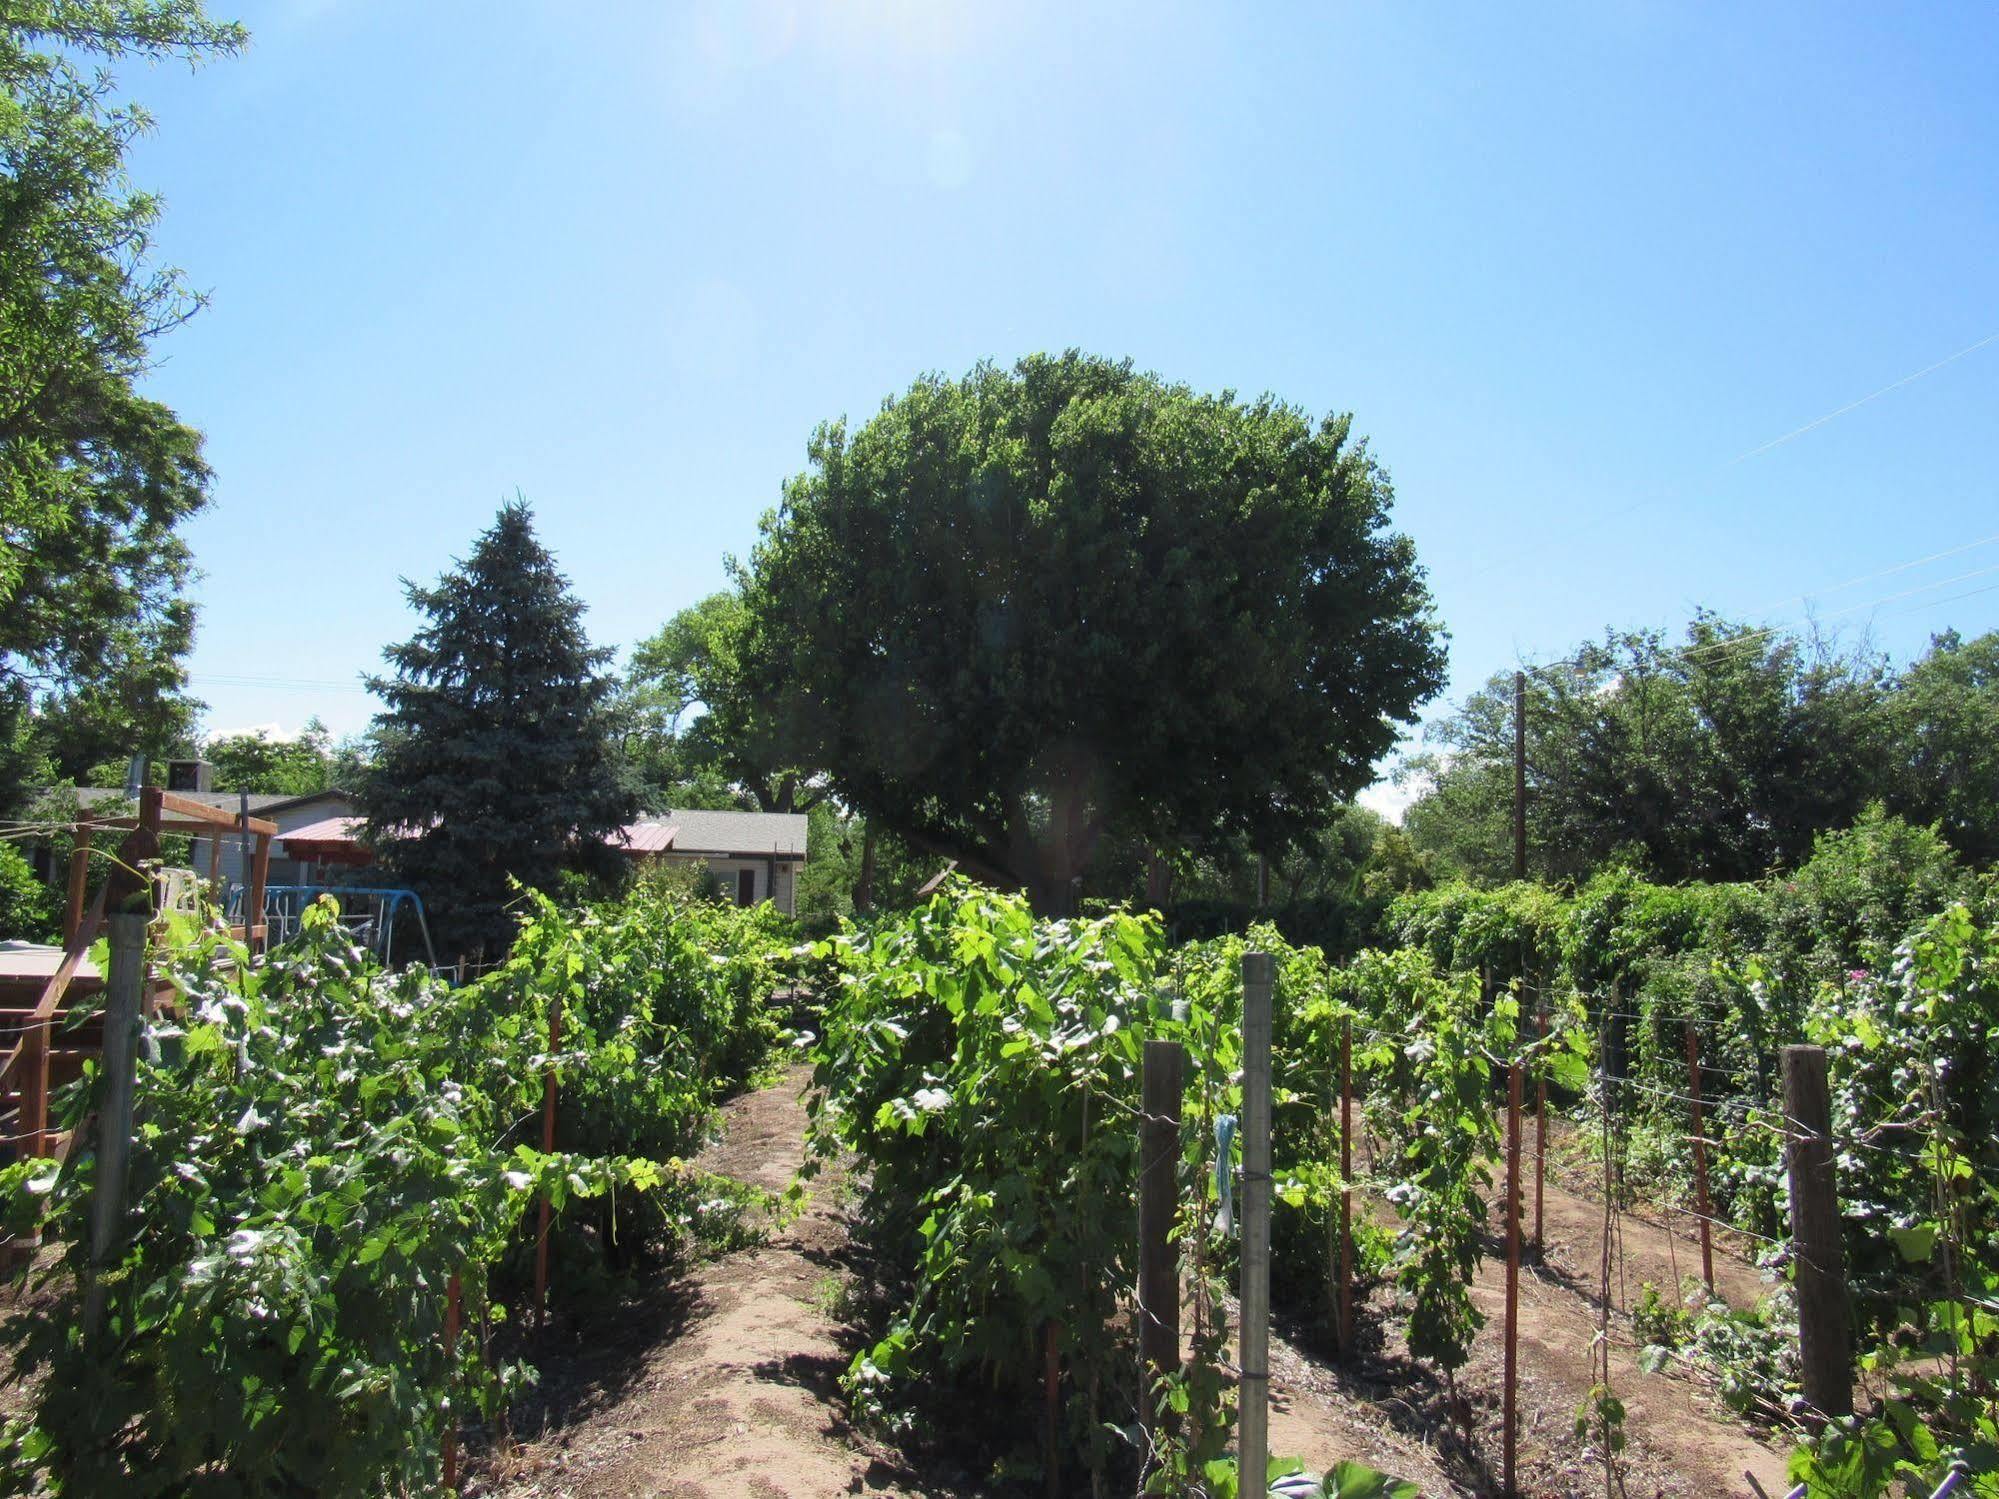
680,857,801,916
190,792,352,902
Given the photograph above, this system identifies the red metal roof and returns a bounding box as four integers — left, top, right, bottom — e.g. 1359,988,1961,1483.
279,817,688,858
278,816,372,866
611,821,678,854
281,815,362,844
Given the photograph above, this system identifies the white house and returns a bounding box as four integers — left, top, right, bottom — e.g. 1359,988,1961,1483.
609,808,809,914
70,783,351,895
61,754,809,917
276,798,809,916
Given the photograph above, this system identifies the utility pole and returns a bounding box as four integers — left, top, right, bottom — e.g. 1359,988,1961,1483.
1513,669,1528,881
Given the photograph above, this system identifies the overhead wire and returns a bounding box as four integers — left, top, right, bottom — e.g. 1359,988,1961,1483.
1736,527,1999,618
1722,330,1999,467
1512,551,1999,687
1467,328,1999,583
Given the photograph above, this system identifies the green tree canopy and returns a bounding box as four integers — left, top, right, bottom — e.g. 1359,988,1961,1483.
732,353,1446,911
626,589,824,814
203,718,347,796
0,3,244,801
1404,617,1999,883
357,502,640,953
1883,629,1999,865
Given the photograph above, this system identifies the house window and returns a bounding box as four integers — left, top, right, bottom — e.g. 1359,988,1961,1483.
736,868,757,907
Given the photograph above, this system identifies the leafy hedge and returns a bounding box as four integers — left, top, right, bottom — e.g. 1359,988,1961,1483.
1788,902,1999,1492
486,888,792,1164
804,884,1180,1483
1385,814,1999,1488
808,827,1992,1492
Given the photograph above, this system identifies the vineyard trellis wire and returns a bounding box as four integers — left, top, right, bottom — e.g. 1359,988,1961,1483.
806,872,1998,1497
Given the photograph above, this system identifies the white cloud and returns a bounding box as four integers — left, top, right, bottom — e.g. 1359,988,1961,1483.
205,722,302,744
1357,776,1422,825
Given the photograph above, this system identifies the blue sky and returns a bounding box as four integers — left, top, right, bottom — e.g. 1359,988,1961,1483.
119,1,1999,812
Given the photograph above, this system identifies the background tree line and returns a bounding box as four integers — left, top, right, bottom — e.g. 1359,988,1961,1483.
1403,614,1999,884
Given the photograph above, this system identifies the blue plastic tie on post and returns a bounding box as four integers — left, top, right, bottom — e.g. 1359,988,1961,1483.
1214,1114,1238,1236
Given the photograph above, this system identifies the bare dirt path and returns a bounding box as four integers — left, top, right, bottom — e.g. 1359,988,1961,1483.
1453,1134,1791,1497
477,1072,1792,1498
477,1069,1455,1497
474,1070,914,1498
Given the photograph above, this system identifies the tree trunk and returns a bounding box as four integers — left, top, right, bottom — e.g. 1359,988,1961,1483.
1144,848,1173,909
1030,873,1077,918
855,823,877,913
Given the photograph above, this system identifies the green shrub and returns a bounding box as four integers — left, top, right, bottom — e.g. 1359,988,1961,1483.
807,884,1170,1467
0,887,777,1495
0,840,55,942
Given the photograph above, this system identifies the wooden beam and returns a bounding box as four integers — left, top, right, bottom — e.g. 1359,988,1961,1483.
64,838,90,947
16,1022,48,1158
27,883,108,1026
246,832,271,955
156,790,278,837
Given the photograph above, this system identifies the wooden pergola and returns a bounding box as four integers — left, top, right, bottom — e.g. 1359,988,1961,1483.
1,787,276,1170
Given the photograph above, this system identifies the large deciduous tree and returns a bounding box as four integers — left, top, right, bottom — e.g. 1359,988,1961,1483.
626,589,824,814
0,3,244,800
1881,630,1999,866
732,353,1446,913
358,503,640,953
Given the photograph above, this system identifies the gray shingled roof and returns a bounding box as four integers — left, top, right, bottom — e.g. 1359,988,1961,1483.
652,808,808,858
68,788,297,812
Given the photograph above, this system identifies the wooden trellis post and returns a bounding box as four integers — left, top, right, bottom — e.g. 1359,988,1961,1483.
1685,1023,1716,1295
1238,952,1274,1494
83,910,147,1340
1534,999,1547,1257
1502,1060,1523,1497
1782,1045,1852,1422
1138,1038,1185,1442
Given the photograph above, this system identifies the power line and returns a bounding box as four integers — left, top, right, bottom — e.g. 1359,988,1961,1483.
1736,527,1999,619
1675,559,1999,665
1469,328,1999,582
1722,330,1999,467
1514,552,1999,685
1887,579,1999,620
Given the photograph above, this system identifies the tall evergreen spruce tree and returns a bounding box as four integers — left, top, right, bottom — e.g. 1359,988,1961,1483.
359,502,639,953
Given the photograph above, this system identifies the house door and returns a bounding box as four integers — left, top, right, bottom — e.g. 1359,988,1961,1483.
736,868,757,907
